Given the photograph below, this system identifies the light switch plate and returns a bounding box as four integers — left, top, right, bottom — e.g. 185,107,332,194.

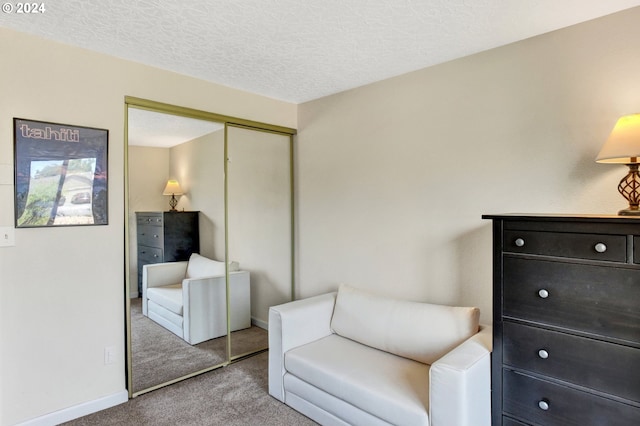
0,227,15,247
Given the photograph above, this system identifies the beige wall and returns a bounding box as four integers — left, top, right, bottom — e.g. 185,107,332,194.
0,29,295,425
296,8,640,323
170,130,226,260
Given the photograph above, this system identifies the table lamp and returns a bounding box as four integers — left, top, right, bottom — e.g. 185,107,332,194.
596,113,640,216
162,179,184,212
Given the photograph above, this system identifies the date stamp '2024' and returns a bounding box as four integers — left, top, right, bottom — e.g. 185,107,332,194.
2,2,46,13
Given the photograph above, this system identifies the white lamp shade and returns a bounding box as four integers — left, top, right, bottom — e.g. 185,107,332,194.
162,180,184,195
596,113,640,164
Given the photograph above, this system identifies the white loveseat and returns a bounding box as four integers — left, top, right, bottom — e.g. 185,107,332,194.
269,284,492,426
142,253,251,345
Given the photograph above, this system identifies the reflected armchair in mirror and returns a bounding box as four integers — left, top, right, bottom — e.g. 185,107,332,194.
135,211,200,297
142,253,250,345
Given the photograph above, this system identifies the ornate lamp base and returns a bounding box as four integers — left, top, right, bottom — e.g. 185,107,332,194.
618,207,640,216
169,194,178,212
617,163,640,216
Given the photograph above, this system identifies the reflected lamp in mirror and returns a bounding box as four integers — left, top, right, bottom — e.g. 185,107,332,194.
162,179,184,212
596,113,640,216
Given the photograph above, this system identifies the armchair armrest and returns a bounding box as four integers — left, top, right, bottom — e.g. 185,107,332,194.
143,261,188,288
429,324,492,426
182,270,251,345
183,274,226,344
268,292,337,401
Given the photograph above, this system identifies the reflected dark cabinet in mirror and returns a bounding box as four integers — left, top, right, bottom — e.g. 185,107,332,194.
483,214,640,426
135,211,200,296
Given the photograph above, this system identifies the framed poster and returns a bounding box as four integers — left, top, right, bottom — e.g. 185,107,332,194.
14,118,109,227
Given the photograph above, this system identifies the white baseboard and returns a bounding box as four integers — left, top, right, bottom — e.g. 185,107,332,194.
16,390,128,426
251,316,268,330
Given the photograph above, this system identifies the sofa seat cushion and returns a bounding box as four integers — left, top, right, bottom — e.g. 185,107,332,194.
285,334,430,426
331,284,480,365
146,284,183,315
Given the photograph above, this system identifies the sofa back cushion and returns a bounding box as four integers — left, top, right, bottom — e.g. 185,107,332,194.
330,284,479,365
186,253,239,278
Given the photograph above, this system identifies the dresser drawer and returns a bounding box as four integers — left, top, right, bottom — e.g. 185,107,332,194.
503,256,640,343
137,225,164,248
502,417,528,426
136,213,163,227
504,257,640,343
138,246,163,264
503,230,626,262
503,369,640,426
503,321,640,402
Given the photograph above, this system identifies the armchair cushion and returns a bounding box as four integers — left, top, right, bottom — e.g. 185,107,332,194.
330,284,480,365
146,283,183,315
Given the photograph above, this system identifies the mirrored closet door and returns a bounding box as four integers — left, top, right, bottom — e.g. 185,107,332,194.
124,98,296,397
226,125,293,359
126,104,229,395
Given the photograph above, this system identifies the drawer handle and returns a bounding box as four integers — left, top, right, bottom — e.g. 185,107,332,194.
153,254,158,258
538,399,550,411
538,289,549,299
147,218,152,222
515,238,525,247
538,349,549,359
594,242,607,253
153,234,159,238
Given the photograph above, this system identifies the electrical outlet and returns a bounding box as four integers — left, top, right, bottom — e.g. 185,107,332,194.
104,346,116,365
0,227,15,247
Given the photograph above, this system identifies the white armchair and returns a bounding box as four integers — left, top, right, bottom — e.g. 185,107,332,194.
142,253,250,345
269,285,492,426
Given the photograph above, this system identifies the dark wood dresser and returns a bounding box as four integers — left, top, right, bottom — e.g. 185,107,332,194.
483,214,640,426
135,211,200,296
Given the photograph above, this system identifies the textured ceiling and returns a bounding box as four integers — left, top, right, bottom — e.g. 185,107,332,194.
1,1,640,104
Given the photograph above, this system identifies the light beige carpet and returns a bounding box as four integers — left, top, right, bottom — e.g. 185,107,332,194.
63,351,317,426
130,297,269,393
